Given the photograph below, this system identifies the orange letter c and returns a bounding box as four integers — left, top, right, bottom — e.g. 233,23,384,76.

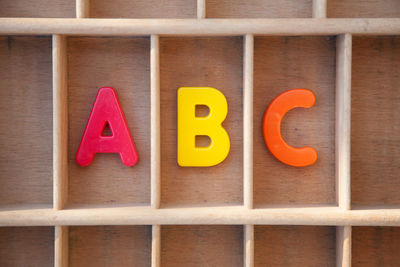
263,89,317,167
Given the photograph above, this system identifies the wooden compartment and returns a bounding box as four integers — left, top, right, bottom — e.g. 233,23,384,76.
0,36,52,207
352,226,400,266
206,0,312,18
159,37,243,207
253,36,336,207
89,0,196,18
0,226,54,267
67,37,151,207
351,36,400,207
327,0,400,18
255,226,336,266
161,225,243,266
0,0,75,18
69,225,151,266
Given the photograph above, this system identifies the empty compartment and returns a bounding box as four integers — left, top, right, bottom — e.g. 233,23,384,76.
0,0,75,18
69,225,151,267
160,37,243,207
255,226,336,266
253,37,336,207
328,0,400,18
0,36,52,207
68,37,150,207
351,36,400,206
89,0,196,18
0,227,54,267
353,226,400,266
206,0,312,18
161,225,243,266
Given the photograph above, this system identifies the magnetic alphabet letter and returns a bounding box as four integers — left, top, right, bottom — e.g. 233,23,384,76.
76,87,138,167
177,87,230,167
263,89,317,167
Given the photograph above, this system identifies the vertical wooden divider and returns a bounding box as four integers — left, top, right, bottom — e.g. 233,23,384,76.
243,34,254,267
312,0,327,18
53,34,69,267
197,0,206,18
335,33,352,267
151,34,161,267
76,0,89,18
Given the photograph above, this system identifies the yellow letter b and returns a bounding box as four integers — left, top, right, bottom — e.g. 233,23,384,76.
178,87,230,167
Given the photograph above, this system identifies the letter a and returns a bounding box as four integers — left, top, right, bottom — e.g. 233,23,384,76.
178,87,230,167
76,87,138,167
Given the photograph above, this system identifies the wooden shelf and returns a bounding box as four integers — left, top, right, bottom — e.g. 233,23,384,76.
0,1,399,266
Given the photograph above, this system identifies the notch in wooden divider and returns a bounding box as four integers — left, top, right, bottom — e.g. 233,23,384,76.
313,0,327,18
244,225,254,267
76,0,89,18
336,226,351,267
55,226,68,267
152,225,160,267
197,0,206,18
53,35,68,210
336,33,352,210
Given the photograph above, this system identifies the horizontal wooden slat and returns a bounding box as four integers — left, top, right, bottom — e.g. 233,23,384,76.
1,206,400,226
0,18,399,35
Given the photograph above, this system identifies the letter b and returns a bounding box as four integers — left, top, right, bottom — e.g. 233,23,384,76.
178,87,230,167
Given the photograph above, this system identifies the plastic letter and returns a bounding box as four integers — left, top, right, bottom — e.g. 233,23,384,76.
178,87,230,167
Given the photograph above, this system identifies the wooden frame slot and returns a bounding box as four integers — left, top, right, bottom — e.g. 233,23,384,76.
161,225,243,266
69,225,151,266
0,36,53,207
67,36,151,207
0,226,54,266
253,36,336,207
159,37,243,207
0,0,75,18
351,36,400,207
327,0,400,18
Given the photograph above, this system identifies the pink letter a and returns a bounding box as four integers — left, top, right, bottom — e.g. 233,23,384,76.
76,87,138,167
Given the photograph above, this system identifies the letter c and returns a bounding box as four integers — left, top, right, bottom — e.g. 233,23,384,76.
263,89,317,167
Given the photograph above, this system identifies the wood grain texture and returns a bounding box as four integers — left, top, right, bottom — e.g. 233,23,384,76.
352,226,400,267
253,36,336,206
0,226,54,267
69,225,151,267
67,37,150,206
351,36,400,206
206,0,312,18
0,36,53,206
160,37,243,206
161,225,243,267
255,226,336,266
89,0,196,18
336,34,352,210
328,0,400,18
0,0,75,18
